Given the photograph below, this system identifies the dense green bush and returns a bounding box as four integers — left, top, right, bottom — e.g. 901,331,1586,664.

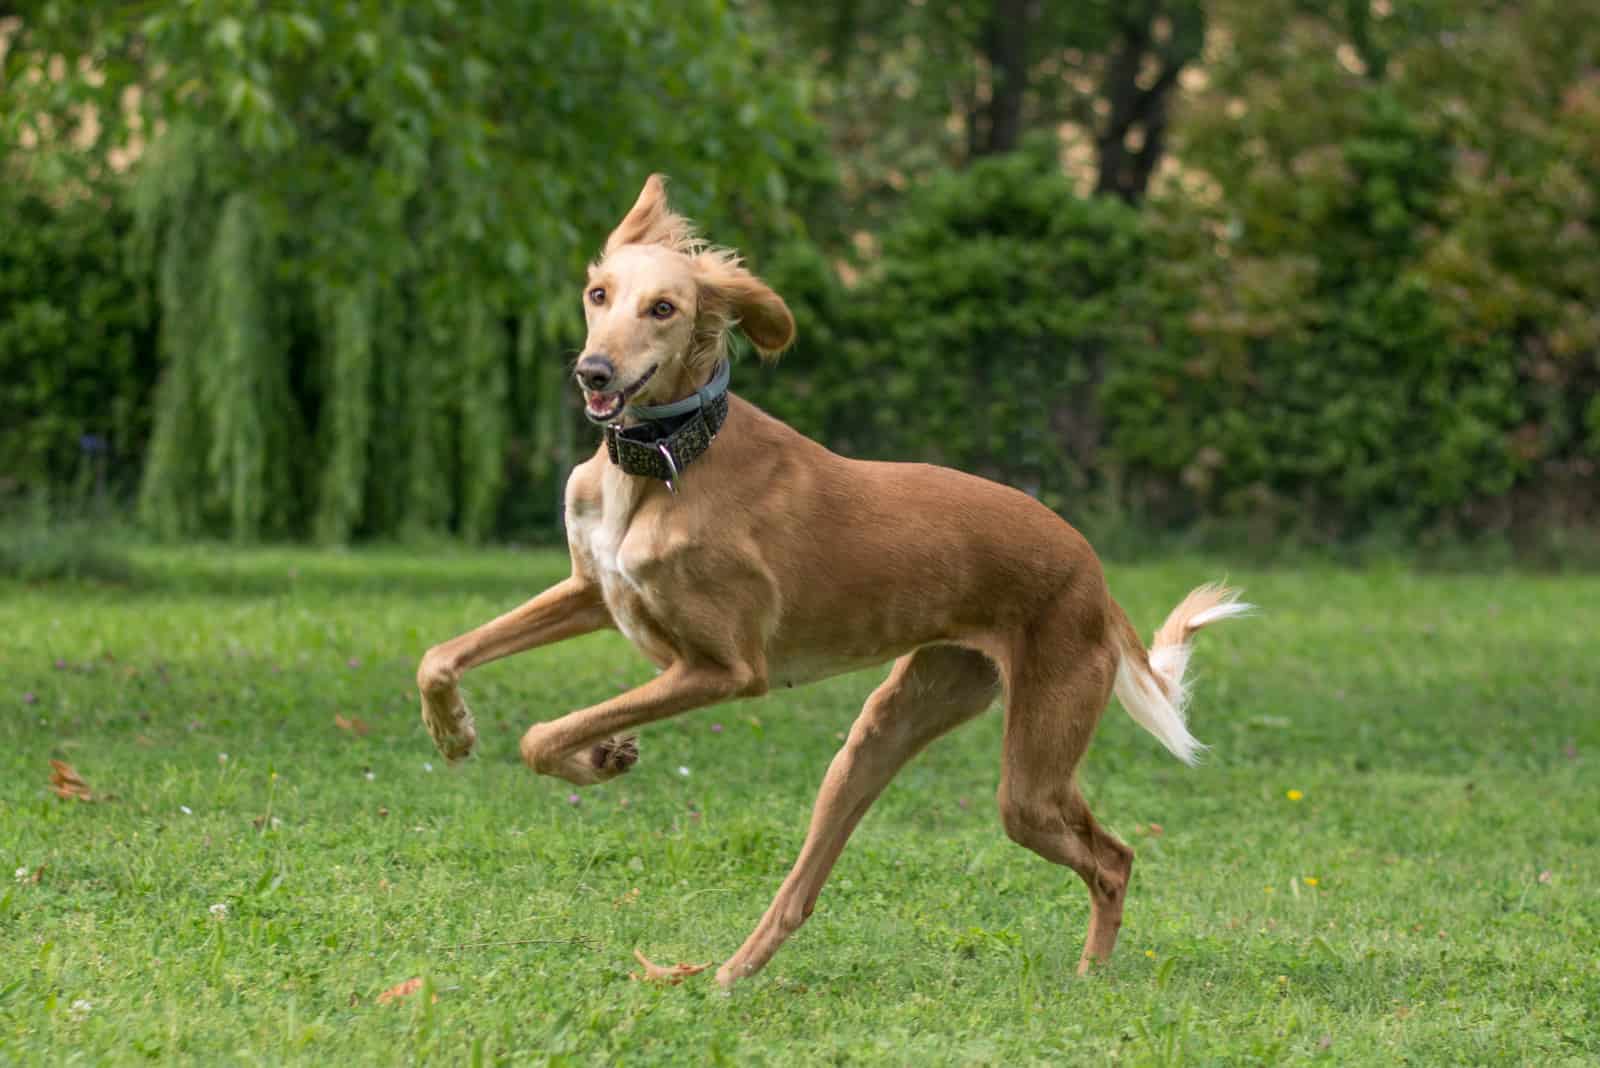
1108,90,1529,536
1150,0,1600,539
744,146,1152,512
0,183,156,503
750,116,1594,541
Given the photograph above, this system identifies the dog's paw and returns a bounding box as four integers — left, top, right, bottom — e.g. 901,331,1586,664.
434,723,478,763
590,735,639,777
421,696,478,763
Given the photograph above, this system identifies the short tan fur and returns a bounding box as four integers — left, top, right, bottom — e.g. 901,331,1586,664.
417,175,1250,987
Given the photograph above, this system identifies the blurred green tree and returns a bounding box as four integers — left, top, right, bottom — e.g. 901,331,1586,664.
4,0,830,541
5,0,1596,545
1108,0,1600,535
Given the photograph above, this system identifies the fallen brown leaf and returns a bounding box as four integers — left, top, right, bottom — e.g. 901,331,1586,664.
630,948,711,985
376,977,435,1005
334,714,370,737
49,760,94,802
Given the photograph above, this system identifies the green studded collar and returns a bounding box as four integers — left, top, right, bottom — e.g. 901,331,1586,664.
602,362,730,492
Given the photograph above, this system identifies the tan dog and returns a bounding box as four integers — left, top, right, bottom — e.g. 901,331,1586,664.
417,175,1249,987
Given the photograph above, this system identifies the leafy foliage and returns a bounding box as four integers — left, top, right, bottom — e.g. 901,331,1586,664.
1131,0,1600,535
747,146,1150,510
0,182,154,502
7,0,830,541
3,0,1598,543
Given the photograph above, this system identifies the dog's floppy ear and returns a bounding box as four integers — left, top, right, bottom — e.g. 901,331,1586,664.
605,174,694,255
694,252,797,361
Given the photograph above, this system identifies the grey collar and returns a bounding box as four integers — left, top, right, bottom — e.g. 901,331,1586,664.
626,360,730,421
603,362,731,492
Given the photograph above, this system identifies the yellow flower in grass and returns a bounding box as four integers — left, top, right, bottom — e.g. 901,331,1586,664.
1303,877,1319,887
1286,789,1304,801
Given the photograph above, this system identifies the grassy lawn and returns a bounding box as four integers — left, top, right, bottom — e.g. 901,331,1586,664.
2,546,1597,1065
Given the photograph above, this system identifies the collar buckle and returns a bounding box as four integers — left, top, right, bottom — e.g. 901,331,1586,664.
602,363,730,488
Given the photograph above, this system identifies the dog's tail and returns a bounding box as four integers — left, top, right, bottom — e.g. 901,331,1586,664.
1110,583,1252,766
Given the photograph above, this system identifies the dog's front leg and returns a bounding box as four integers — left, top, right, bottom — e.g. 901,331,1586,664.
417,577,611,762
520,659,758,785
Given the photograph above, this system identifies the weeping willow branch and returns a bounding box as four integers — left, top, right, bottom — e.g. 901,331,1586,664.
315,282,375,544
459,299,509,543
202,192,295,540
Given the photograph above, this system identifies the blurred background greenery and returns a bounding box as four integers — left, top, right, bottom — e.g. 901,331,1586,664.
2,0,1597,556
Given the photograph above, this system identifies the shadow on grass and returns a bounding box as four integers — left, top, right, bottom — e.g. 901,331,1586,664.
132,547,569,599
3,542,570,600
0,515,138,584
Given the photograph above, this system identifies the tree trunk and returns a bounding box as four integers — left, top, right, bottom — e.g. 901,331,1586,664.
970,0,1036,158
1094,1,1205,203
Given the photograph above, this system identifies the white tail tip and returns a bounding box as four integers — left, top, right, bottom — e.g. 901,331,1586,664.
1117,583,1251,765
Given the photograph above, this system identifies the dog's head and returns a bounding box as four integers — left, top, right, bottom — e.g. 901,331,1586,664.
576,175,795,423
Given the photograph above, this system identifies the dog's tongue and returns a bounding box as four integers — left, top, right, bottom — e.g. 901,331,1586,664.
587,392,620,416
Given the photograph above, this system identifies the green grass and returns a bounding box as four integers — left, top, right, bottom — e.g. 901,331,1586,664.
3,546,1597,1065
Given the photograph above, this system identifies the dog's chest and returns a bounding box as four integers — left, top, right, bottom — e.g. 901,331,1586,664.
566,470,675,660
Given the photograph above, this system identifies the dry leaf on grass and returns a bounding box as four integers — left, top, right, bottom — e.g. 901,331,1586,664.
49,760,95,802
630,948,711,985
334,714,370,737
375,977,436,1005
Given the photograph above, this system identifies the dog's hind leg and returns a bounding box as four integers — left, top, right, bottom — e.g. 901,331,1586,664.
716,644,999,988
996,639,1134,975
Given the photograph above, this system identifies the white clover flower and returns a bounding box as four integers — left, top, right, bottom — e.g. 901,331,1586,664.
209,902,228,919
677,766,690,778
14,866,28,883
68,999,92,1022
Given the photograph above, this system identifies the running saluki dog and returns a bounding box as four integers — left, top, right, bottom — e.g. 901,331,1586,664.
417,175,1250,987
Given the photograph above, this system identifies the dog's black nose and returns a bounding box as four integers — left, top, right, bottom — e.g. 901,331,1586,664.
575,355,615,391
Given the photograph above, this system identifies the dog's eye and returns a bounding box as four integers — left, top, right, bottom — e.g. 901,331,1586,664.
650,300,676,320
587,287,606,306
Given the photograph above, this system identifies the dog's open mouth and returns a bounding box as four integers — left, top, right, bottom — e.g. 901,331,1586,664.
582,364,658,424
